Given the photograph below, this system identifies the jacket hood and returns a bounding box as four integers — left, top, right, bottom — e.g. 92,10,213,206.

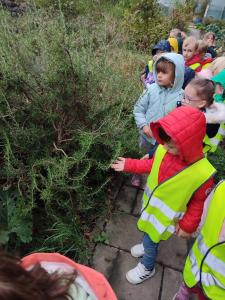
152,39,171,56
153,53,185,92
211,69,225,88
150,106,206,164
168,37,179,53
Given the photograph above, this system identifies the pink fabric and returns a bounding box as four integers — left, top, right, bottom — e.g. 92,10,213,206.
197,69,213,79
175,282,207,300
21,253,118,300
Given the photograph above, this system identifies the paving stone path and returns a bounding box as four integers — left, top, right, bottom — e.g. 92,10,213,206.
91,177,197,300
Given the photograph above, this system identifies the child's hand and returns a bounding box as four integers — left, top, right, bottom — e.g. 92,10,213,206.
111,157,125,172
175,224,192,239
142,125,152,138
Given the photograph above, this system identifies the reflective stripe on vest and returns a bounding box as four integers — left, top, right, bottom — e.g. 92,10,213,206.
137,145,216,243
203,124,225,153
183,181,225,299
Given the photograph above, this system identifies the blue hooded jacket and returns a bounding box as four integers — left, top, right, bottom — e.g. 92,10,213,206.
134,53,185,143
152,40,171,56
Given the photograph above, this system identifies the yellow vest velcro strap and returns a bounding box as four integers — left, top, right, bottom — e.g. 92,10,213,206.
144,186,184,220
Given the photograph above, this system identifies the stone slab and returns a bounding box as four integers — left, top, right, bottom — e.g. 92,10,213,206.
132,189,143,216
116,185,138,214
161,268,183,300
109,250,162,300
92,244,118,279
105,212,143,251
157,235,188,271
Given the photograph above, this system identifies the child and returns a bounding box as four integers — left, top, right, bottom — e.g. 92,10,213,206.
183,36,201,71
173,180,225,300
0,252,117,300
134,53,184,153
203,31,217,58
112,106,215,284
211,69,225,103
181,78,222,153
140,39,171,88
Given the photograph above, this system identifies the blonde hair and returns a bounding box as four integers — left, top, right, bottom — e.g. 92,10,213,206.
209,57,225,75
203,31,216,42
197,40,208,55
183,36,198,51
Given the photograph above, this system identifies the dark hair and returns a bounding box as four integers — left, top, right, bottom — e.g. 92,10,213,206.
158,127,171,143
0,252,77,300
189,78,215,107
156,57,175,83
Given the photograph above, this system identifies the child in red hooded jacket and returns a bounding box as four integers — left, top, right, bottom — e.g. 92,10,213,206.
112,106,215,285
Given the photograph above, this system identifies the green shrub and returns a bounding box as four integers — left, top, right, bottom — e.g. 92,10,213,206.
123,0,195,51
0,7,142,260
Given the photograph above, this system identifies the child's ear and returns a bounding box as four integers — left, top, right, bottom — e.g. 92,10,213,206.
198,100,207,109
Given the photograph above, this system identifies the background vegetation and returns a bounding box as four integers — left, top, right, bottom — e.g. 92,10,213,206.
0,0,224,263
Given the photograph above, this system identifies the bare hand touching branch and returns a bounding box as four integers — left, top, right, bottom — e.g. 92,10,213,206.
111,157,126,172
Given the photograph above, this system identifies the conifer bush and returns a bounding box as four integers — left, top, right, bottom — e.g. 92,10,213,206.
0,7,142,260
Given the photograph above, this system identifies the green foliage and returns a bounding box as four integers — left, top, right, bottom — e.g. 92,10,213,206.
0,7,142,260
92,232,109,243
123,0,194,51
123,0,170,51
33,0,91,16
208,147,225,183
196,22,225,49
170,0,195,30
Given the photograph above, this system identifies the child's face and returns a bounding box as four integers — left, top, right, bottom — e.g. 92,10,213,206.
205,35,214,47
163,140,179,155
182,43,196,61
157,69,174,88
182,84,206,109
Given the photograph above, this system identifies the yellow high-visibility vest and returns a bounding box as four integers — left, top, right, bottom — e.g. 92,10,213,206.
203,124,225,153
148,60,154,72
183,181,225,300
138,145,216,243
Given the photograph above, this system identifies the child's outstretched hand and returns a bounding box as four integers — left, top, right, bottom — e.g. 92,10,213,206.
142,125,152,138
111,157,125,172
175,224,192,239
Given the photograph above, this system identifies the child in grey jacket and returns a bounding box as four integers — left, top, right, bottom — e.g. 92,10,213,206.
134,53,185,153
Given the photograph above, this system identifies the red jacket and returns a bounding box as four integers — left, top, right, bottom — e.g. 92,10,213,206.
185,53,201,71
125,107,214,233
185,54,213,73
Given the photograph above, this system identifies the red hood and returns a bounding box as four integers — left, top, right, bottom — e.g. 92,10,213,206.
150,106,206,164
185,53,201,67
